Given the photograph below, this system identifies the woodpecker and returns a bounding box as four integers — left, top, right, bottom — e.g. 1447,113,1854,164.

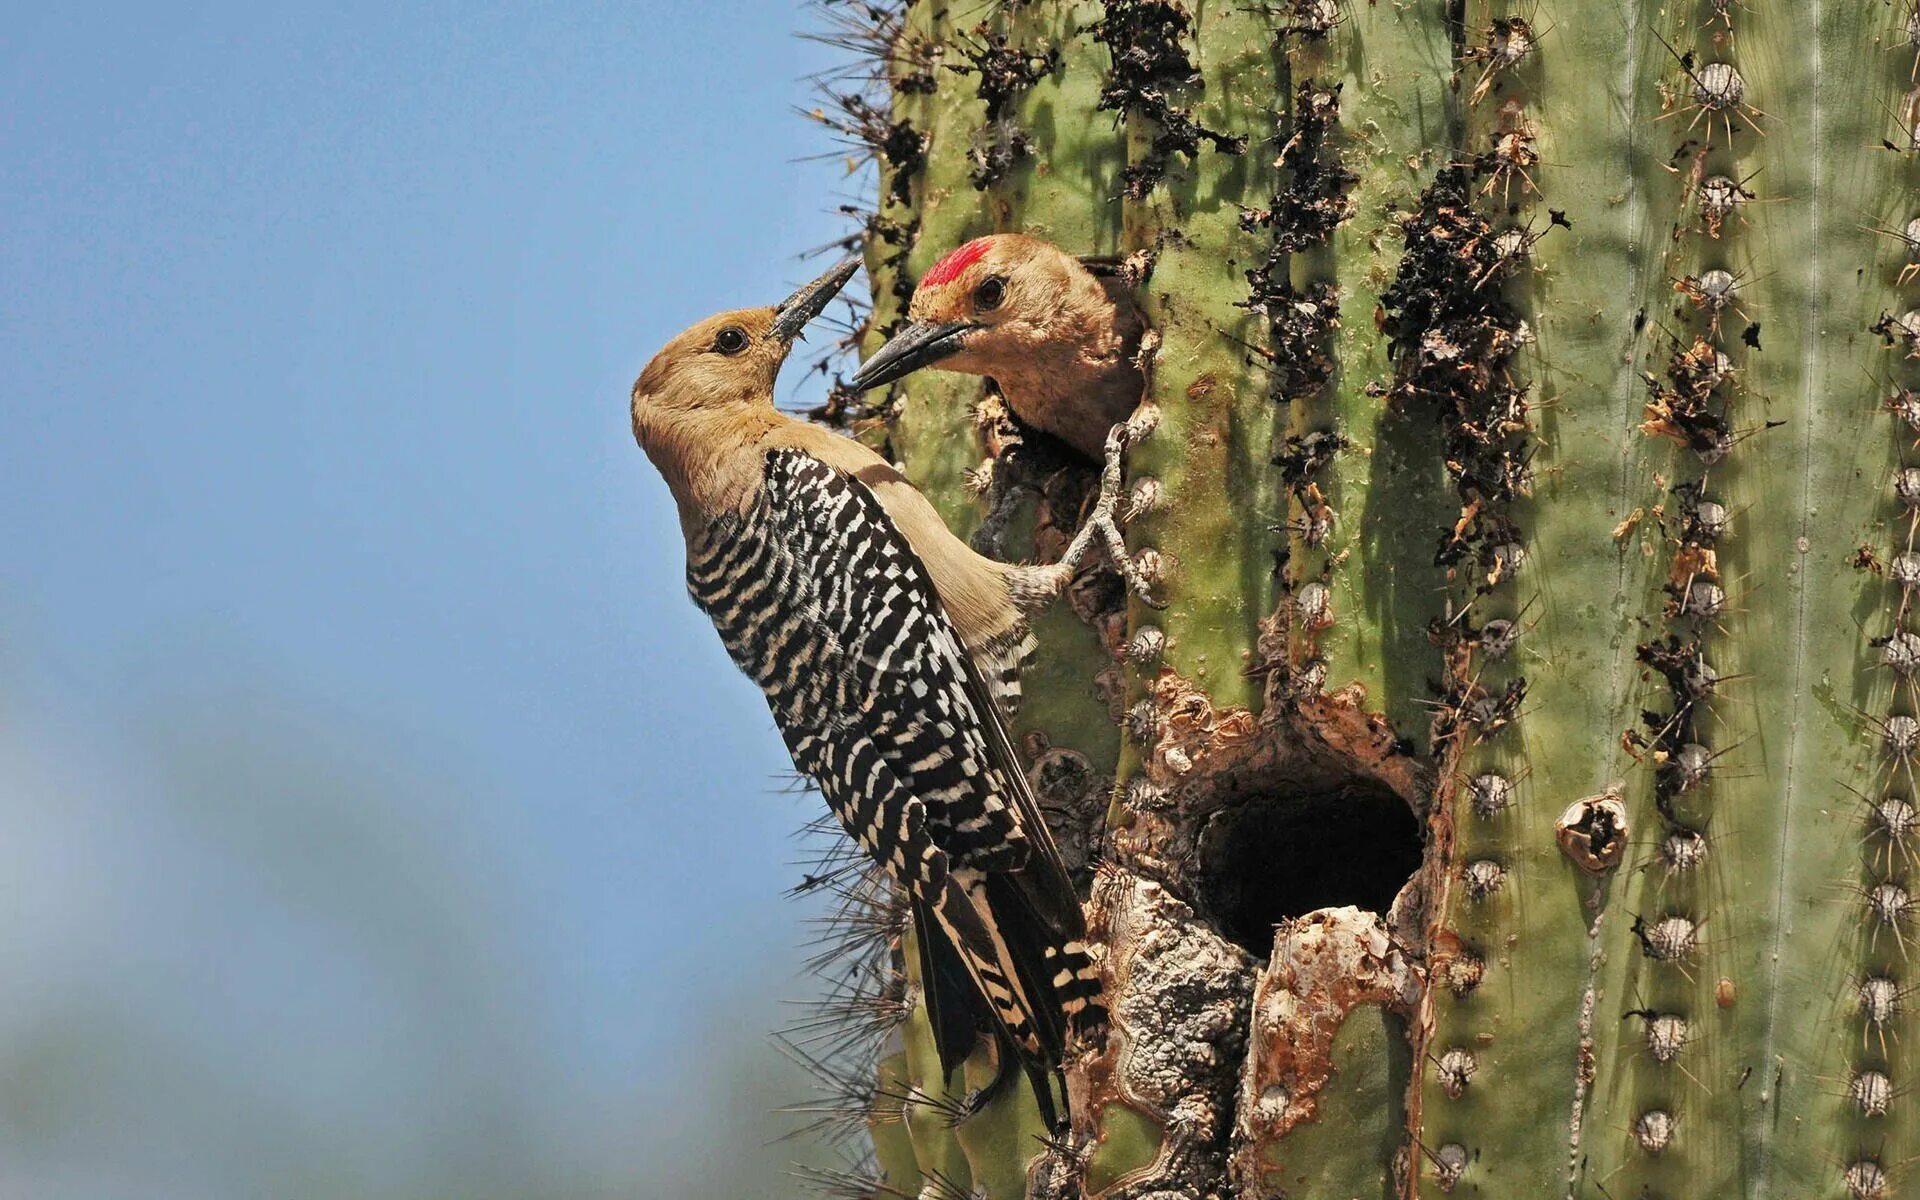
631,258,1133,1125
850,233,1145,463
848,234,1156,596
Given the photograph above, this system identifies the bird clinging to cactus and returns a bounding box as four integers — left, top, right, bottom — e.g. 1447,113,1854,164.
853,234,1146,462
628,256,1122,1126
853,233,1159,598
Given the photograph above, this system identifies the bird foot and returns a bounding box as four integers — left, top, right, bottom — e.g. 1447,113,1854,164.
954,1057,1019,1123
1058,406,1164,608
957,1085,993,1120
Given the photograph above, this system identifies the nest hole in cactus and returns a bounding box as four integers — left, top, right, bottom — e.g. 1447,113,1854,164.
1194,778,1424,955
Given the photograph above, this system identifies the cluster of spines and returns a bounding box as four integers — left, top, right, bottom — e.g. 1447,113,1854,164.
1842,492,1913,1145
1377,160,1540,765
1088,0,1246,199
1617,3,1766,1180
1377,161,1540,591
1238,18,1360,684
800,0,930,430
1877,0,1920,369
779,819,917,1183
1382,7,1546,1188
1240,79,1357,261
949,21,1060,189
1832,11,1920,1196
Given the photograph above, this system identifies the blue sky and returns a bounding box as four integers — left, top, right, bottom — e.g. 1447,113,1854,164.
2,3,865,1193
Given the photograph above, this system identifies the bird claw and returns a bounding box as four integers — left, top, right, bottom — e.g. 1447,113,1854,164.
1060,407,1165,608
958,1085,994,1119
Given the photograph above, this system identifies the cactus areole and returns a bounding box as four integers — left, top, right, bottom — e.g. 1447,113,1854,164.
776,0,1920,1195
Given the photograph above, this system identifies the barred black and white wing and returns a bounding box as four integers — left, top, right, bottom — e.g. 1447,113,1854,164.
684,448,1101,1105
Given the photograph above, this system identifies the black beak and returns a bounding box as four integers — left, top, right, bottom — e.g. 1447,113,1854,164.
770,256,860,341
849,319,980,390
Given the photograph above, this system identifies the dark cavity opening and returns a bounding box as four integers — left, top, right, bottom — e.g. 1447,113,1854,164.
1197,780,1424,955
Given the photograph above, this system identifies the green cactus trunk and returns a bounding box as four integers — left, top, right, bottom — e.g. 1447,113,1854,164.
798,0,1920,1195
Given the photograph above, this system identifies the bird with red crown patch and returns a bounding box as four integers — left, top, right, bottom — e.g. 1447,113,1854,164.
853,233,1147,462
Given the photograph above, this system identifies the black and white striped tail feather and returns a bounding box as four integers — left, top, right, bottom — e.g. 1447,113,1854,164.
910,892,990,1081
919,871,1061,1129
980,871,1104,1037
915,866,1105,1128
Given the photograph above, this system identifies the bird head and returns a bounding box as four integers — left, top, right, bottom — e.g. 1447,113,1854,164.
851,234,1110,391
632,256,858,427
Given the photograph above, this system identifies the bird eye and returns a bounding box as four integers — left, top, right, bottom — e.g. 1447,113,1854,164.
973,275,1007,312
713,326,749,355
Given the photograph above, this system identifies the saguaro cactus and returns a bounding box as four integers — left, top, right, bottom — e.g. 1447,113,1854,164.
789,0,1920,1195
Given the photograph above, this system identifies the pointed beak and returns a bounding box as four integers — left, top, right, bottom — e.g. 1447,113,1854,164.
769,256,860,341
849,319,981,390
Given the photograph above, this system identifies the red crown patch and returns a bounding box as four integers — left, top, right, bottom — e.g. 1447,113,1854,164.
919,237,995,289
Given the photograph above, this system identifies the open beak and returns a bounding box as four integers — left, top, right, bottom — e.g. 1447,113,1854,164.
849,319,980,390
769,256,861,341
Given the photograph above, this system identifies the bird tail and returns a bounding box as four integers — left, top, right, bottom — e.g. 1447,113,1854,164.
913,868,1105,1126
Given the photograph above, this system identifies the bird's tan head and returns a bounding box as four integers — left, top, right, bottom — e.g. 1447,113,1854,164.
631,257,858,438
850,233,1120,391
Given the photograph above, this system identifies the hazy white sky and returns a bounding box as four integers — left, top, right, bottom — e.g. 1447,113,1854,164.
1,2,867,1193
